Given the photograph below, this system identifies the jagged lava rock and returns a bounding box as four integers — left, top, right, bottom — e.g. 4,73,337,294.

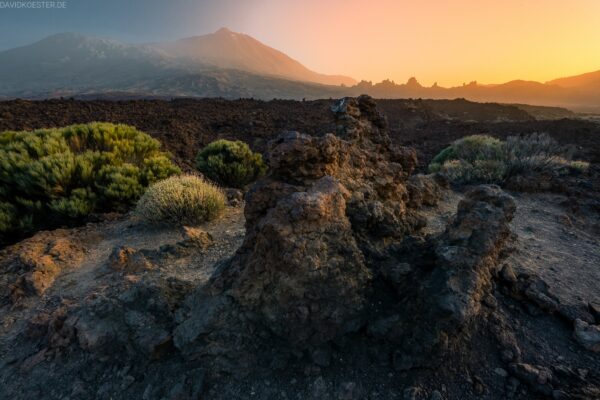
0,230,86,302
176,97,515,365
372,185,516,361
179,96,427,350
574,319,600,352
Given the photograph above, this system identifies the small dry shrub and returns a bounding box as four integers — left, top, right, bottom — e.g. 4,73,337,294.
135,175,225,226
504,133,570,176
429,133,588,185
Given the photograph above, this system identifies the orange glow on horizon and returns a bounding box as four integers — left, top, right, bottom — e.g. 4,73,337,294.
228,0,600,86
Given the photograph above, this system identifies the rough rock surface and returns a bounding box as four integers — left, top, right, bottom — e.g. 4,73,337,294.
573,319,600,352
176,97,515,366
0,207,245,400
428,185,515,327
0,230,87,303
406,173,447,208
369,185,516,364
177,97,427,351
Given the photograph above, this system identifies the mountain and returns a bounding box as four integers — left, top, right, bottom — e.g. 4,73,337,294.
349,76,600,113
0,33,184,97
154,28,356,86
0,29,355,100
0,30,599,112
546,70,600,90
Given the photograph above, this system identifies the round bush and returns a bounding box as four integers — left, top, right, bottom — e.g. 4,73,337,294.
452,135,503,162
195,140,266,188
135,175,226,226
0,123,180,238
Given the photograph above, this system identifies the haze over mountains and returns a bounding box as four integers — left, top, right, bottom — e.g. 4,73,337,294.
0,28,599,112
154,28,356,86
358,72,600,112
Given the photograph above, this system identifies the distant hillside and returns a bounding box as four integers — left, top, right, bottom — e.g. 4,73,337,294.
154,28,356,86
547,69,600,89
349,77,600,112
510,104,577,120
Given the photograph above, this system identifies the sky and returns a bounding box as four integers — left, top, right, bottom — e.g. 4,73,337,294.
1,0,599,86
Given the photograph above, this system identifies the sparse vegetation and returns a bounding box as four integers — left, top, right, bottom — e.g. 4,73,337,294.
0,123,180,237
134,174,225,226
439,159,507,184
429,135,503,173
429,133,588,184
196,139,266,188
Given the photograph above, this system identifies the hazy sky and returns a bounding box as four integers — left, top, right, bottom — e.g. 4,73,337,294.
1,0,599,86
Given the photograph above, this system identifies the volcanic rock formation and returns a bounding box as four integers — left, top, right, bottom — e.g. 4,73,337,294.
175,96,516,371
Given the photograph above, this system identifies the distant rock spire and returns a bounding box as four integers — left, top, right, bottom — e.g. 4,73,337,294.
406,77,422,88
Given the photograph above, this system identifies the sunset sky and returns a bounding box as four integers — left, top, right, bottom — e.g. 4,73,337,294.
1,0,599,86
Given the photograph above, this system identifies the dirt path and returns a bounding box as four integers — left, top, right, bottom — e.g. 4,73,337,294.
507,192,600,306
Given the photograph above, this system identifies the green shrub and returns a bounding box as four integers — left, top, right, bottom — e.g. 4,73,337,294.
134,175,225,226
568,160,590,172
452,135,503,162
196,140,266,188
0,123,180,237
0,201,17,233
429,135,503,174
439,160,473,183
429,133,587,185
429,146,456,172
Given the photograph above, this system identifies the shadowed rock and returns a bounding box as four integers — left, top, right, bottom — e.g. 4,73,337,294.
175,97,517,362
182,96,429,349
370,185,516,363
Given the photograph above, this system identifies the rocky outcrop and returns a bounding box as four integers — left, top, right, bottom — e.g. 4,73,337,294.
417,185,515,347
9,97,589,400
109,246,154,273
181,227,214,250
406,173,447,208
0,230,87,302
574,319,600,352
175,97,516,367
178,96,427,350
369,185,516,363
231,176,370,346
25,275,192,359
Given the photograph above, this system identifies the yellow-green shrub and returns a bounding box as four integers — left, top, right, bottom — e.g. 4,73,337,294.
134,175,225,226
196,140,266,188
0,123,180,237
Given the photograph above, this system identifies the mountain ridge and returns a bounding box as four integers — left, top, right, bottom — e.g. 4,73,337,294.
0,29,600,112
546,69,600,89
153,28,356,86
